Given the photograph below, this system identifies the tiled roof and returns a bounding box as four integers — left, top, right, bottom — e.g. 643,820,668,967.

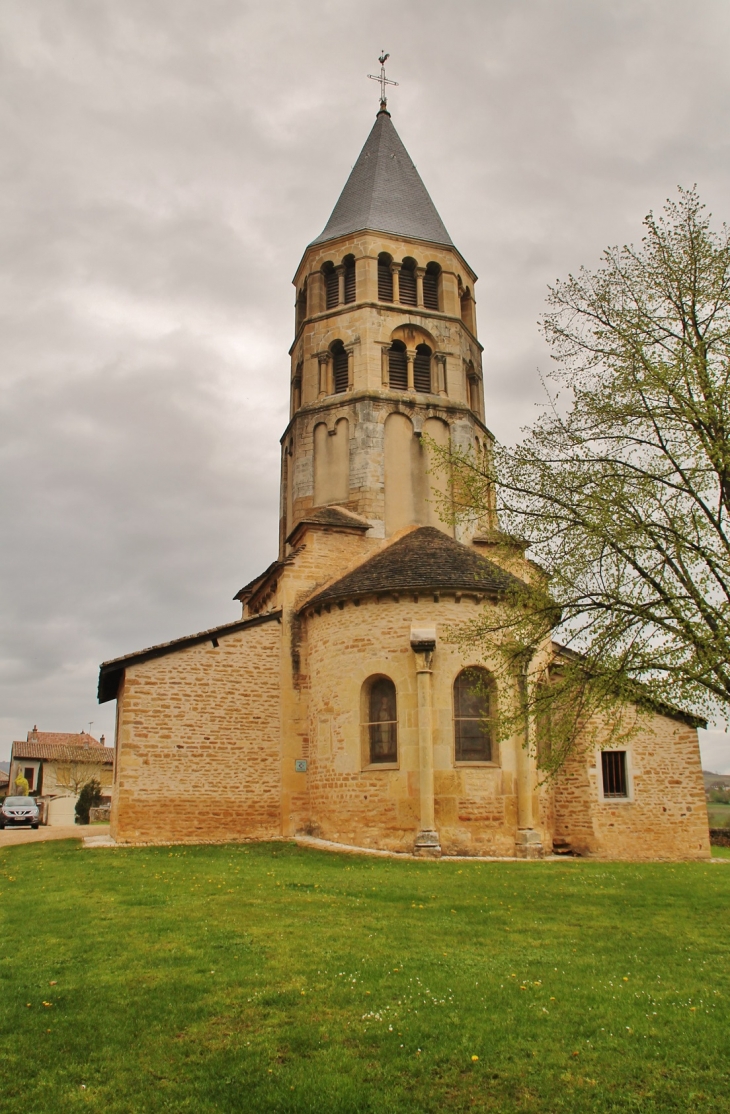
310,110,454,249
27,731,101,748
286,505,372,543
12,741,115,764
302,527,523,609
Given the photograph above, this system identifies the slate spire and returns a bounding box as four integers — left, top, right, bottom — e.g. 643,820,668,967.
310,110,454,249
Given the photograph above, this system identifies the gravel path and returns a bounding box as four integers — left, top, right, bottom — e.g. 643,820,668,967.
0,823,110,848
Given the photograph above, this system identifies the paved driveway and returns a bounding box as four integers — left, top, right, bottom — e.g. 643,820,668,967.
0,824,110,848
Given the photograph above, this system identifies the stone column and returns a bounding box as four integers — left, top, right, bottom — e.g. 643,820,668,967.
336,265,345,306
345,345,355,390
416,266,426,308
317,353,330,399
381,345,390,388
411,624,440,855
514,670,542,858
406,352,415,392
435,354,448,396
390,262,402,304
309,270,325,315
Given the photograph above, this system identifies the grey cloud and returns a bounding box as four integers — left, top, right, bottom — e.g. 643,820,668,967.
1,0,729,771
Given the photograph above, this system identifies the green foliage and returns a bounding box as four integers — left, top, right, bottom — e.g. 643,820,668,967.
434,188,730,765
0,842,728,1113
74,779,103,825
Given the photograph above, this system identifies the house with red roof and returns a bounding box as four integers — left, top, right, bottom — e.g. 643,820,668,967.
8,727,114,824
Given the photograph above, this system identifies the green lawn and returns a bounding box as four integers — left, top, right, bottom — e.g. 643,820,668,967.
708,802,730,828
1,841,728,1113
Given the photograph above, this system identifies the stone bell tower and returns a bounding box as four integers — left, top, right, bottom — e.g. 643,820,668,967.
279,100,490,560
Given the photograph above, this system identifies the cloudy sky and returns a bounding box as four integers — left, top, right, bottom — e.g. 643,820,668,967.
2,0,730,772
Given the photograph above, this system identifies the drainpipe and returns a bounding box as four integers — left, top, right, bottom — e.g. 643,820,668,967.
410,623,440,856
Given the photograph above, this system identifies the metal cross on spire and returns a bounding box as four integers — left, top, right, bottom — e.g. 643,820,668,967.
368,51,398,112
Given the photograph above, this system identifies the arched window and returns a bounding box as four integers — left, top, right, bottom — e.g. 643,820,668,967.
423,263,441,310
331,341,348,394
296,283,307,329
378,253,393,301
343,255,356,304
399,258,417,306
413,344,432,393
453,668,495,762
388,341,408,390
323,262,338,310
291,361,302,413
364,676,398,764
466,362,480,413
460,287,474,331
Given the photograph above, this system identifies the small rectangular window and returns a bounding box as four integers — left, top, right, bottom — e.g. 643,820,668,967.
601,751,628,798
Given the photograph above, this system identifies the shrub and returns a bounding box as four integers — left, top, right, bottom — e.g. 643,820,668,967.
75,779,103,825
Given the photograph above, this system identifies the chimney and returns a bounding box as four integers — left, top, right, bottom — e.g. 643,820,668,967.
100,735,105,746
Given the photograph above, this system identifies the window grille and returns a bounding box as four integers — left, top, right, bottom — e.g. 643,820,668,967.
366,677,398,764
378,256,393,301
413,345,432,393
399,263,417,306
601,751,628,797
423,267,440,310
325,268,339,309
454,668,493,762
344,258,356,303
332,344,348,393
388,343,408,390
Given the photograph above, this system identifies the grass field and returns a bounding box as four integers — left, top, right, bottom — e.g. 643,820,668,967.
1,841,728,1113
708,801,730,828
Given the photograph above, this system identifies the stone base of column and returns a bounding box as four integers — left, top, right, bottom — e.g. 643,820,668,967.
414,829,441,857
515,829,543,859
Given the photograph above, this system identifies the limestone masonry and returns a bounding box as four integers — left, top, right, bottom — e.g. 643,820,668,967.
99,103,710,860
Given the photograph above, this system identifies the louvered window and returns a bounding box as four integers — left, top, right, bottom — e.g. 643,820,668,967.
454,668,494,763
343,258,356,303
601,751,628,798
325,267,339,309
399,263,417,306
414,345,432,393
423,267,440,310
388,343,408,390
378,258,393,301
332,344,349,393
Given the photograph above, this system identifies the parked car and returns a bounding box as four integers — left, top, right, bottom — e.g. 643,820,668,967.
0,796,40,829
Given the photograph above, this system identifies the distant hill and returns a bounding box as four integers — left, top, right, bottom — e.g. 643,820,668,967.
0,762,8,774
703,770,730,790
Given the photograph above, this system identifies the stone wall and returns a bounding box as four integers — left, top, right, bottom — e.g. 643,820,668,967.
553,715,710,860
111,615,282,844
303,594,535,856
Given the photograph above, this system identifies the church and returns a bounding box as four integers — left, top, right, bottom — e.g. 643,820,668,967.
98,92,710,860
